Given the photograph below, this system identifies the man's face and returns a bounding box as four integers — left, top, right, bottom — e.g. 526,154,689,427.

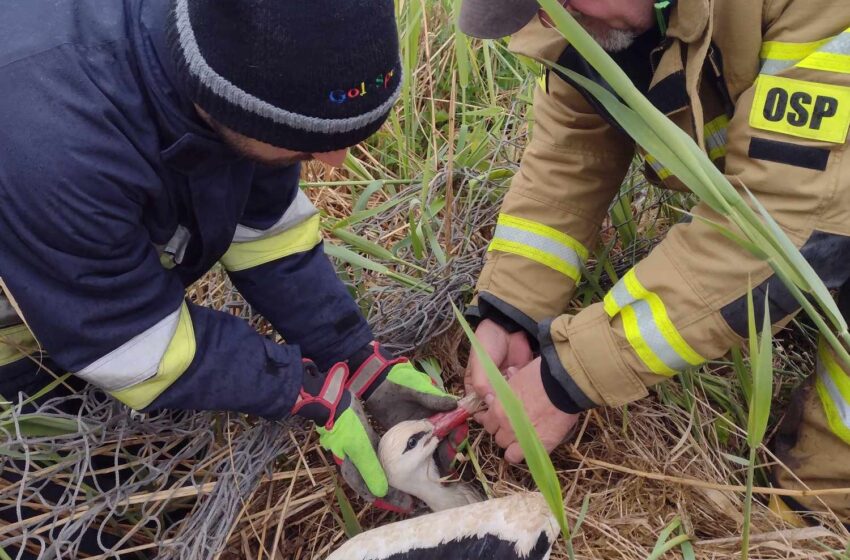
553,0,657,52
197,106,349,168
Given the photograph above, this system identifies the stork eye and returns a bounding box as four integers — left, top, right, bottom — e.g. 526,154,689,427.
403,431,428,453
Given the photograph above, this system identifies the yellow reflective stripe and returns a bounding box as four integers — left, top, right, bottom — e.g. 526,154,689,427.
0,324,39,367
488,239,581,282
620,305,677,377
644,153,672,180
221,214,322,272
496,214,589,260
110,302,197,410
815,337,850,445
796,30,850,75
605,269,705,377
798,51,850,75
761,37,832,62
488,214,588,282
761,30,850,75
704,115,729,161
621,270,705,367
603,292,621,318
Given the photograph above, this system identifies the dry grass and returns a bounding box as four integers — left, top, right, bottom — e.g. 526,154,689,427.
207,181,848,558
4,2,850,559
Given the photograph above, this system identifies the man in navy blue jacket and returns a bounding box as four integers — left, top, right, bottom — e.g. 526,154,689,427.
0,0,457,516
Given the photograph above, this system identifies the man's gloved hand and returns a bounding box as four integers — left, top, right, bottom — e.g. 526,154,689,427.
345,342,458,429
292,360,414,513
346,342,469,479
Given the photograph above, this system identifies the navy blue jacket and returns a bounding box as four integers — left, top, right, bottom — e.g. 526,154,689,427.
0,0,373,418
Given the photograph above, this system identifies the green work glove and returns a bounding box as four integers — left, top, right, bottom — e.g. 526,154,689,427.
292,360,414,513
345,342,458,429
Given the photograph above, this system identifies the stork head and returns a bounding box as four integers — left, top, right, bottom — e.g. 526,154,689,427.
378,419,440,485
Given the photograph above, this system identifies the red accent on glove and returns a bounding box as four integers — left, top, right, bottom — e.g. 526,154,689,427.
346,342,407,399
373,498,414,514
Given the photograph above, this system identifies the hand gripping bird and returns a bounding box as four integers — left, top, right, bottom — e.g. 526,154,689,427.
327,396,559,560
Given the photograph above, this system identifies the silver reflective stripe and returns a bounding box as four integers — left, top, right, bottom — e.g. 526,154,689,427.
823,32,850,55
232,191,318,243
607,278,633,311
0,294,21,329
74,307,181,392
760,59,796,76
493,224,583,271
164,225,191,265
324,364,347,406
818,357,850,431
173,0,402,135
348,358,383,398
705,123,728,157
631,300,691,372
761,32,850,75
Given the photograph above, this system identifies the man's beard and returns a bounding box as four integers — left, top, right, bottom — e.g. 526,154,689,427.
573,12,637,52
209,119,313,167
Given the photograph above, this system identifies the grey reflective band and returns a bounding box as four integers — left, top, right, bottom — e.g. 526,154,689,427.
348,359,383,398
823,32,850,55
493,224,583,270
607,279,632,310
164,225,192,265
818,358,850,431
629,300,691,372
323,364,347,408
174,0,403,135
705,124,728,156
761,32,850,75
232,191,318,243
75,306,182,392
760,59,795,76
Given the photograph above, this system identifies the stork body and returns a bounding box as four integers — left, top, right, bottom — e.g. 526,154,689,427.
327,492,558,560
378,418,481,512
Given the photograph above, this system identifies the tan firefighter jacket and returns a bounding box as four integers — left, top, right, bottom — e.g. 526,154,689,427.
473,0,850,442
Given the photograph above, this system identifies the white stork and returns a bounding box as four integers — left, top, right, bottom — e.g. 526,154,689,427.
326,397,559,559
326,492,558,560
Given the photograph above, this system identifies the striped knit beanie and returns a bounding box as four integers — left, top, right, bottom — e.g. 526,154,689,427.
168,0,402,153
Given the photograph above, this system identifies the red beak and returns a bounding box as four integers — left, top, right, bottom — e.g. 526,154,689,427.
428,395,483,439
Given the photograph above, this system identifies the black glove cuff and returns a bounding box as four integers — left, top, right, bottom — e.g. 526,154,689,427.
292,361,351,427
540,358,583,414
345,342,404,401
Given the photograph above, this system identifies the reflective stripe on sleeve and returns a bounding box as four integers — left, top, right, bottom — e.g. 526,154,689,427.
487,214,588,282
603,269,705,377
814,337,850,446
760,29,850,76
232,190,318,243
704,115,730,161
75,302,195,402
221,213,322,272
645,114,728,180
797,31,850,75
109,302,197,410
644,153,672,180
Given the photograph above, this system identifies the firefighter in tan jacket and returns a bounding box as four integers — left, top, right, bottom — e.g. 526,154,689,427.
460,0,850,523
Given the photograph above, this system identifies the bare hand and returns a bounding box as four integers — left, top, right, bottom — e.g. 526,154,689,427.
464,319,533,401
474,357,579,463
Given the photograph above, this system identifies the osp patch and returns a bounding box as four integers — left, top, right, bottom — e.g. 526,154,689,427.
750,75,850,144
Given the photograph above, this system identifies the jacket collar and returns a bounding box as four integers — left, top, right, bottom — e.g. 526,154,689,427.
666,0,710,44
